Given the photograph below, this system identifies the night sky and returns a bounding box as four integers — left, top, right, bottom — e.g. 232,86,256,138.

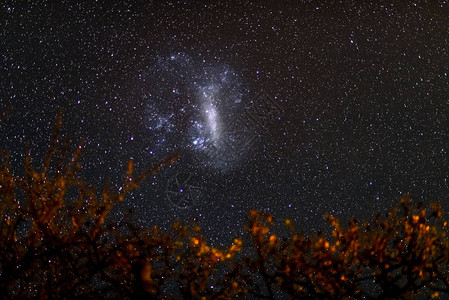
2,1,449,245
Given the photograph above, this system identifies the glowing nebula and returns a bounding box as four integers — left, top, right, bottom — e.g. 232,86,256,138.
138,53,249,171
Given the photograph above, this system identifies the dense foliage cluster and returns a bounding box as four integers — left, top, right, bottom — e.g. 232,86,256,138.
1,116,449,299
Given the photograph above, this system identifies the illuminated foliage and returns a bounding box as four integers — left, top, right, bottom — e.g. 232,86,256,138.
1,115,449,299
239,196,449,299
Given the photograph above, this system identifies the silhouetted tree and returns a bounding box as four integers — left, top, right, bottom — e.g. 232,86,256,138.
1,114,449,299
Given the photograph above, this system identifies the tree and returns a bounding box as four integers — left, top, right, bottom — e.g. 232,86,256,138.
1,114,449,299
241,199,449,299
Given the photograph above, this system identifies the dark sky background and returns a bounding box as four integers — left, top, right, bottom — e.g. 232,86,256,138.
2,1,448,245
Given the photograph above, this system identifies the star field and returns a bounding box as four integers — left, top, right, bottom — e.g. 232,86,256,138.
2,1,448,245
